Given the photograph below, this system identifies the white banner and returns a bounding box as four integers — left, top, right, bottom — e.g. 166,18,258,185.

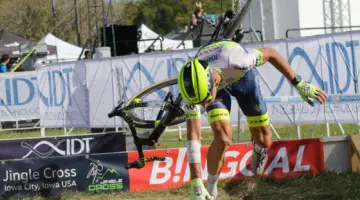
38,61,90,128
0,72,39,121
2,30,355,128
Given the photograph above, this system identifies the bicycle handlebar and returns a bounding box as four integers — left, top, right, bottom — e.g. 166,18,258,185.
108,102,124,118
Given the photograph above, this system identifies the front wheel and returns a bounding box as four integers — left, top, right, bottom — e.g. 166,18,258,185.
124,78,205,128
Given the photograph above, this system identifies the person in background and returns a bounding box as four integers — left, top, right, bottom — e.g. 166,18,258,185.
191,7,204,27
0,54,10,73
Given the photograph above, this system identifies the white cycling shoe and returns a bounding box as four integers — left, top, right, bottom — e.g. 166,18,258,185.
250,143,267,176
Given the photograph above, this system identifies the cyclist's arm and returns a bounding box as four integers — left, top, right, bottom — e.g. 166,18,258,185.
229,46,296,82
257,47,296,82
256,47,327,104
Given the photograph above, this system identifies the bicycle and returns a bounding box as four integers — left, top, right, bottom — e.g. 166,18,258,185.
108,0,255,170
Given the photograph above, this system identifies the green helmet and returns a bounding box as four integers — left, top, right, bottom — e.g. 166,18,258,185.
178,59,215,104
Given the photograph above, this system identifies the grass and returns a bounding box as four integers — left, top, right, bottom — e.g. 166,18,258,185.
0,128,88,140
24,172,360,200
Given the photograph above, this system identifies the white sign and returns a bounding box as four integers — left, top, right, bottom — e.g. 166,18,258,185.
37,61,90,127
0,72,39,121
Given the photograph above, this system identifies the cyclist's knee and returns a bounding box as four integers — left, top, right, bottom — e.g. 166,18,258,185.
250,125,272,148
212,121,232,149
217,135,232,148
262,139,272,148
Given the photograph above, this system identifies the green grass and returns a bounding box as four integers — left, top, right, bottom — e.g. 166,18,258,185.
25,172,360,200
0,128,89,140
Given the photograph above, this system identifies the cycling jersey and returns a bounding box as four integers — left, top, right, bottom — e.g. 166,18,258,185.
196,40,263,88
184,40,269,128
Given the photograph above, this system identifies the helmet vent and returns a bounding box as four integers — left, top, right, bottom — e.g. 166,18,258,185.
183,64,196,98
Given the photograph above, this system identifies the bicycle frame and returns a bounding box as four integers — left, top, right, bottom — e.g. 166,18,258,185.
108,92,184,169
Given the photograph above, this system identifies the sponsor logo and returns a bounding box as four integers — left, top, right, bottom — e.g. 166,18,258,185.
3,167,77,192
21,137,94,158
148,144,313,185
253,104,262,112
86,160,123,192
128,140,324,193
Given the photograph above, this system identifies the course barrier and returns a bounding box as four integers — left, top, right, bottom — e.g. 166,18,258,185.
0,132,126,160
2,30,360,133
0,138,324,198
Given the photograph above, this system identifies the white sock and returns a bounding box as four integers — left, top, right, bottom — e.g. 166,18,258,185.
207,174,219,198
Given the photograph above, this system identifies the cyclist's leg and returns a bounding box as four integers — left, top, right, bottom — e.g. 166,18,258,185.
206,89,232,198
232,69,271,175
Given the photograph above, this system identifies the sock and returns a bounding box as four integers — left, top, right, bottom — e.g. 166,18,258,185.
207,174,218,198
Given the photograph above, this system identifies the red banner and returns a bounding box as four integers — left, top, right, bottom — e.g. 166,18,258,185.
128,139,324,192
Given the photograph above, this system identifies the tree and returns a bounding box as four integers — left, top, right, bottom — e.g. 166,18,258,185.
129,0,233,35
132,0,177,35
0,0,107,46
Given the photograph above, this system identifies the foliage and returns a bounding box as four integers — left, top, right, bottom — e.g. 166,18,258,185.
0,0,234,45
129,0,233,35
0,0,110,46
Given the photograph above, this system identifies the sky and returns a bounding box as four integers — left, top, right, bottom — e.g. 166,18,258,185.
299,0,360,37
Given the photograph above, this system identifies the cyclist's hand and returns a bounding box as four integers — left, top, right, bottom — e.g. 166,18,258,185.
295,81,327,106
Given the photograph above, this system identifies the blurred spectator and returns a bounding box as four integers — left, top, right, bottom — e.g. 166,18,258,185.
191,7,204,26
0,54,10,73
191,3,215,28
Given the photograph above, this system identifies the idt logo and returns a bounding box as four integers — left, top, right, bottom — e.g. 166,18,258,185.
39,68,73,107
0,77,37,106
273,40,360,95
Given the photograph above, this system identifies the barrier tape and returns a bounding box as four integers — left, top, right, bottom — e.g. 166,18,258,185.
263,94,360,104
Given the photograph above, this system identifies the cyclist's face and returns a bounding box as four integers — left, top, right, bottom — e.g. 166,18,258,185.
212,69,222,86
201,69,220,108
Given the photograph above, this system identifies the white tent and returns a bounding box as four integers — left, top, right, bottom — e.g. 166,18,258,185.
137,24,193,53
40,33,84,62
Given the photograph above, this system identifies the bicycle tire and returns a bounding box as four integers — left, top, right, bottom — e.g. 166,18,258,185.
125,78,205,128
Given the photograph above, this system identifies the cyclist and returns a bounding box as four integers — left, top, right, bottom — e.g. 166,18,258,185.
177,40,327,200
